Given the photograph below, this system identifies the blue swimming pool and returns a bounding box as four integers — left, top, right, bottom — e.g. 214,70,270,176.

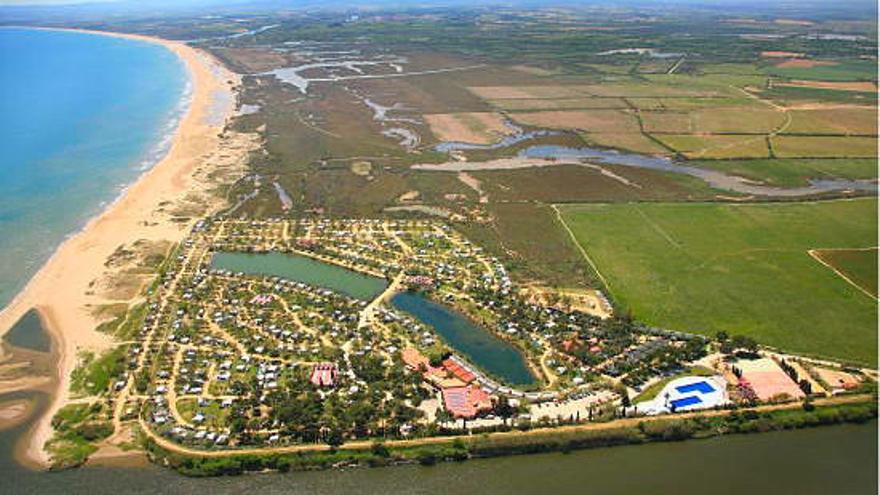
670,396,703,409
675,381,714,395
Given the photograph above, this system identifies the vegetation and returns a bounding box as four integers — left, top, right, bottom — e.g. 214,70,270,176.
70,347,129,396
811,248,879,297
144,398,877,477
47,403,113,469
559,199,878,364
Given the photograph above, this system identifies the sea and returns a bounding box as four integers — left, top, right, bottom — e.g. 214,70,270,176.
0,27,188,309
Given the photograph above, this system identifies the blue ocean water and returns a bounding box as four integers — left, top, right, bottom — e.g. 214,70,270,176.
0,28,188,308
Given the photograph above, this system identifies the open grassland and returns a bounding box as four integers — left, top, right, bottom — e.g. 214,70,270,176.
771,136,877,158
558,199,878,365
811,248,878,298
686,158,878,188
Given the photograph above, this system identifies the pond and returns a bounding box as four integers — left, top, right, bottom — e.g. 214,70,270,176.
391,292,536,386
211,252,535,385
211,251,388,301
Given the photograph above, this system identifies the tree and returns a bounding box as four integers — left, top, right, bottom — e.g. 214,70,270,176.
325,428,344,449
493,396,515,425
731,335,758,354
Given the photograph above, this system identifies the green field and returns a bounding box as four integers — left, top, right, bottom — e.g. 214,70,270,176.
812,248,879,298
763,60,878,82
559,199,878,365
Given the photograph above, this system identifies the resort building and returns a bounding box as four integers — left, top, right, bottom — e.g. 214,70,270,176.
442,385,493,418
310,362,338,387
635,375,728,415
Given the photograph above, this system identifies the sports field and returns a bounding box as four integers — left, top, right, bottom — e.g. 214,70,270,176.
558,198,878,365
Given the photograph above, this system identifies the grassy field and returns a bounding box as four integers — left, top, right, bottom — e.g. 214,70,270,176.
811,248,879,298
763,59,877,82
558,199,878,365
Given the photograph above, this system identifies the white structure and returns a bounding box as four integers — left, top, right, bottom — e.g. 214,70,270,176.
635,375,728,415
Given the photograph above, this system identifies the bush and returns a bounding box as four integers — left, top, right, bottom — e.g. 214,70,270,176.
75,421,114,442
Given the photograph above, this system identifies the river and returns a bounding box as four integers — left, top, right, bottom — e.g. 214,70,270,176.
428,139,878,197
1,400,875,495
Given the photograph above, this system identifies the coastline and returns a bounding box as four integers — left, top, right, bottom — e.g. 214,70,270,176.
0,27,242,467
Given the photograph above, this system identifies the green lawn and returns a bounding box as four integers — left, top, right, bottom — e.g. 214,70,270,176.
559,199,878,365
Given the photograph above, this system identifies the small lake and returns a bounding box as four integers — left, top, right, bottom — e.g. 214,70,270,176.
211,251,388,301
391,292,536,386
211,252,535,385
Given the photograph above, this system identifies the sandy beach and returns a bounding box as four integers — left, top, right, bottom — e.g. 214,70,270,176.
0,28,255,467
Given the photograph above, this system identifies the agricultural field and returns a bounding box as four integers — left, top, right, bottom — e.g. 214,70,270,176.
810,248,879,299
771,136,877,158
783,107,877,135
762,59,877,82
558,199,878,365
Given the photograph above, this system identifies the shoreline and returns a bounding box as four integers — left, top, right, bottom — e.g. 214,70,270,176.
0,27,241,468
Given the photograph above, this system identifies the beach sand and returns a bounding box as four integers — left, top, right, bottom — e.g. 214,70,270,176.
0,29,257,467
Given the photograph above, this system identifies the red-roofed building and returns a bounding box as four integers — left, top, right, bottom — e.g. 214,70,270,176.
442,385,493,418
310,363,338,388
442,358,476,384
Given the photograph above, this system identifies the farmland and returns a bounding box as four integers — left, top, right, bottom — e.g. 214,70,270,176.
558,199,878,365
811,248,879,299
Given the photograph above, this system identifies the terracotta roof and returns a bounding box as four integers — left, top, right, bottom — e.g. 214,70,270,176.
442,385,492,418
442,358,476,384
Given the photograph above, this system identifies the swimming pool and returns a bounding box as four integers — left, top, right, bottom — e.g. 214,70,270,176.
670,396,703,409
675,381,715,395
